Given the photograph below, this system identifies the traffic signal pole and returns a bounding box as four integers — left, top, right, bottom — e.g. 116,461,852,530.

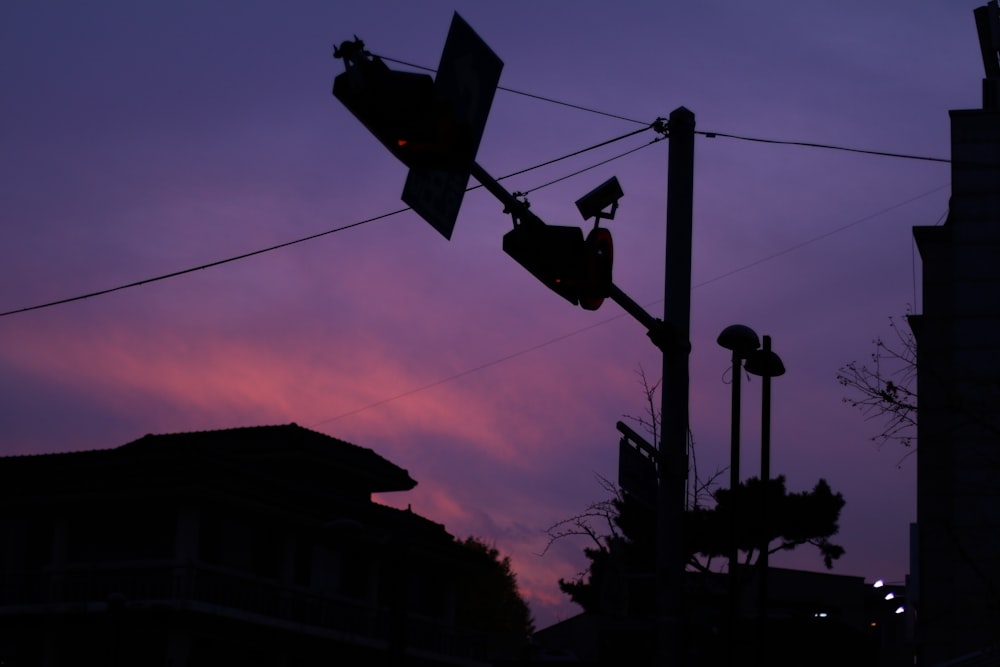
479,104,696,667
657,106,695,667
335,29,695,657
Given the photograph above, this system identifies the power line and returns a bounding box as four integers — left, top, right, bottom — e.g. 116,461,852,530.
0,128,654,318
699,130,951,164
0,209,407,318
312,182,950,425
522,138,662,195
691,183,950,290
311,315,620,427
375,53,954,165
374,53,648,125
0,45,959,319
497,126,653,182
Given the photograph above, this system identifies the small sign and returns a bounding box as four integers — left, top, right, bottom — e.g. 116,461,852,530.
619,439,657,509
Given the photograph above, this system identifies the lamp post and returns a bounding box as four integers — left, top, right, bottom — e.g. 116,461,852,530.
744,335,785,663
716,324,760,664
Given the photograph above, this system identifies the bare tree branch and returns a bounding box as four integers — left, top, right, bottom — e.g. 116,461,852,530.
837,316,917,449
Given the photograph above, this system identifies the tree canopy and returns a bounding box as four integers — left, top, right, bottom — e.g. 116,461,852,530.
554,475,846,614
455,536,535,641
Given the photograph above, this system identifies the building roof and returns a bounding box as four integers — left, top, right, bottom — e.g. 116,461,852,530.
0,423,417,500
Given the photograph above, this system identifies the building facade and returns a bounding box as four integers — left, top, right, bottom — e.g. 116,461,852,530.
910,80,1000,664
0,424,523,666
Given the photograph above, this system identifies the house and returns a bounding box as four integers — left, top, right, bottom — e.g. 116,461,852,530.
0,424,525,666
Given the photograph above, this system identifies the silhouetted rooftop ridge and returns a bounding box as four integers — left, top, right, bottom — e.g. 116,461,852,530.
0,423,417,495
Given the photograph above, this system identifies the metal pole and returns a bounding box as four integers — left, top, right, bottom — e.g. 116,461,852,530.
658,106,695,666
757,335,773,664
727,350,743,667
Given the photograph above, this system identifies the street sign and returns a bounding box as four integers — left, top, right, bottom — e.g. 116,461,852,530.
619,439,657,509
617,420,658,508
401,13,503,240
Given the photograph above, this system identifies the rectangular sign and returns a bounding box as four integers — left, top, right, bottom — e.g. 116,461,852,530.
402,13,503,239
619,439,657,509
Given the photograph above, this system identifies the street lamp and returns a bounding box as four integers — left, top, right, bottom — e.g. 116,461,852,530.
744,335,785,664
716,324,760,663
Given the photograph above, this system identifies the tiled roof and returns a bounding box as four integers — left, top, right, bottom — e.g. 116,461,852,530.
0,423,417,495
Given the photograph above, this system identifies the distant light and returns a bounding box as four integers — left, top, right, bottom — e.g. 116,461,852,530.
873,579,885,588
884,592,895,601
895,606,905,615
814,612,828,618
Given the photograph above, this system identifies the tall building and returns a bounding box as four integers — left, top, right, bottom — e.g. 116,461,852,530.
0,424,526,666
910,7,1000,660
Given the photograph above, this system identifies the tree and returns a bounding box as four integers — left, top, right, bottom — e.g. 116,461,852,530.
454,536,535,645
551,476,845,614
840,316,1000,617
548,368,846,615
837,315,917,451
838,314,1000,458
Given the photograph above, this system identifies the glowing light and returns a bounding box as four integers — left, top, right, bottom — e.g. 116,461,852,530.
884,592,895,601
895,606,905,615
873,579,884,588
814,612,828,618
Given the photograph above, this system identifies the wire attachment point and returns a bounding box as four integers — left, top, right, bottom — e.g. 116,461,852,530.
333,37,368,63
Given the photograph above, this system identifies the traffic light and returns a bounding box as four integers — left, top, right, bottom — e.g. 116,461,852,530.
332,41,468,171
581,226,613,310
502,220,613,310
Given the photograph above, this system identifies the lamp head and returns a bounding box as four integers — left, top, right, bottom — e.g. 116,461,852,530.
745,349,785,378
716,324,760,357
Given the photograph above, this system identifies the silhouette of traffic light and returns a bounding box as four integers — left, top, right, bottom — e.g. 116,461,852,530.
502,220,613,310
332,40,468,171
580,226,613,310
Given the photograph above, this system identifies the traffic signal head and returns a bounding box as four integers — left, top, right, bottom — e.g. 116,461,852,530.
502,221,613,310
333,45,469,170
580,226,613,310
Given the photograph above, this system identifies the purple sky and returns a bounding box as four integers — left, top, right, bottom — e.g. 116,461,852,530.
0,1,984,627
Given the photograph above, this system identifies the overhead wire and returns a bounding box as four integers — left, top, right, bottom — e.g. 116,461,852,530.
698,130,951,164
313,182,950,425
311,315,618,427
374,53,648,125
0,61,960,421
521,137,663,195
0,209,408,317
0,126,656,318
691,183,950,290
375,52,952,164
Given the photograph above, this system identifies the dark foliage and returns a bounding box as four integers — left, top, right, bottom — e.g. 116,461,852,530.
455,536,535,639
556,476,845,613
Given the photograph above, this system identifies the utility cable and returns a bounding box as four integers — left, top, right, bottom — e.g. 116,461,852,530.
496,126,653,184
375,53,955,164
0,209,408,318
699,130,951,164
311,315,619,427
374,53,648,125
313,182,949,425
0,128,655,318
691,182,949,290
521,137,662,195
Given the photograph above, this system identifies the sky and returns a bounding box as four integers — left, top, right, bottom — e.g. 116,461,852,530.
0,1,986,628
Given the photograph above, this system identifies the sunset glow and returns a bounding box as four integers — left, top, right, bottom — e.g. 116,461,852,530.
1,1,976,626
